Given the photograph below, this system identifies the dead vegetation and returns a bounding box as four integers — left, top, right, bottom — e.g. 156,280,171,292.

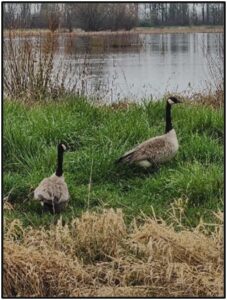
3,208,223,297
3,26,224,38
190,89,224,109
3,31,61,101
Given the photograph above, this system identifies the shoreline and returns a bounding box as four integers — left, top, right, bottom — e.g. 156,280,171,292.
134,25,223,34
4,25,223,38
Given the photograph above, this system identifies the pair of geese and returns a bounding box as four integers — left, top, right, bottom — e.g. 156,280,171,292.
34,96,181,213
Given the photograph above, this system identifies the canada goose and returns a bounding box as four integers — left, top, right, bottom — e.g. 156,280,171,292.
34,143,69,213
116,96,182,168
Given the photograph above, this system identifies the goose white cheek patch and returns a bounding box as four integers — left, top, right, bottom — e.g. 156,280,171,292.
62,144,67,151
167,99,175,105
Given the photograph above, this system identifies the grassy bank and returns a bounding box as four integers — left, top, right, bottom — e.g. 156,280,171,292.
3,97,224,228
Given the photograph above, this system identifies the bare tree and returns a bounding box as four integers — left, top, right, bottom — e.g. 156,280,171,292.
70,3,106,31
201,3,205,24
47,4,61,32
168,3,178,26
18,3,32,28
64,4,73,32
3,3,224,30
3,3,18,29
68,3,137,31
36,3,61,31
191,3,198,25
206,3,210,24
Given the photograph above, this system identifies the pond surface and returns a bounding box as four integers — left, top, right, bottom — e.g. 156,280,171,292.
6,32,224,103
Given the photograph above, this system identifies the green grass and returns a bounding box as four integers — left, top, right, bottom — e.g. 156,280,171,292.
3,97,224,228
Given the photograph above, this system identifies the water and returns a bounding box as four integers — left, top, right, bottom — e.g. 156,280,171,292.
6,32,224,103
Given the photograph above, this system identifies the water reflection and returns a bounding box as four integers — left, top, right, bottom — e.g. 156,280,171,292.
4,32,223,102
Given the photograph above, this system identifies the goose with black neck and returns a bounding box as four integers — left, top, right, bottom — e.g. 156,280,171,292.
34,143,69,213
116,96,182,168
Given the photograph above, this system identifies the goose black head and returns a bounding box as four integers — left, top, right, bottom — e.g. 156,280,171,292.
167,96,182,105
58,143,67,152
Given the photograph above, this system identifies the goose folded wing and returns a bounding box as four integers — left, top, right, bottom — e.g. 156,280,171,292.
127,138,167,163
57,183,69,203
34,178,53,202
34,178,69,204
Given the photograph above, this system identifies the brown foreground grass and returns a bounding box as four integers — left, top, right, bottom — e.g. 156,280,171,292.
3,208,223,297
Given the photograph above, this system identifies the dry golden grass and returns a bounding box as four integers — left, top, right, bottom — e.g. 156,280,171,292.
4,25,223,39
193,91,224,109
3,208,223,297
134,25,224,34
3,201,14,211
169,87,224,110
184,89,224,109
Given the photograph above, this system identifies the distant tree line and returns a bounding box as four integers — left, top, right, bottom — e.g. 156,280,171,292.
3,3,224,31
140,3,224,26
3,3,138,31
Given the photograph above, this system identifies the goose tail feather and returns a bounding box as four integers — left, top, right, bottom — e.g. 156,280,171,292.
115,153,133,164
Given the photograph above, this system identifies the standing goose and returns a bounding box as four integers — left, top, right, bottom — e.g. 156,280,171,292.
34,143,69,213
116,96,182,168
